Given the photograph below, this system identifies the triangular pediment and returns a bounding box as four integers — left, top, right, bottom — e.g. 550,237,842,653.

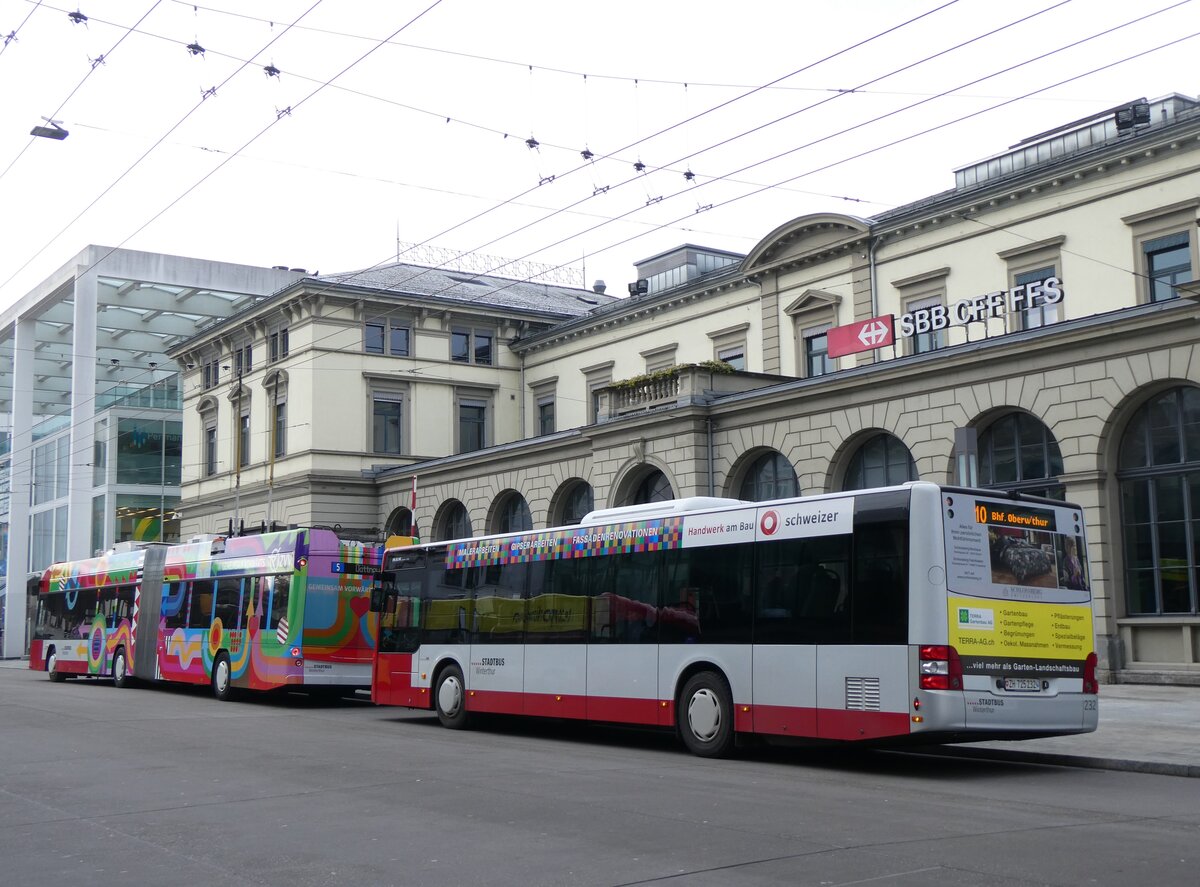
784,288,841,316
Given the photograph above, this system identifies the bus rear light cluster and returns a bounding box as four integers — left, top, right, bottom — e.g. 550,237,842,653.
1082,651,1099,695
919,644,963,691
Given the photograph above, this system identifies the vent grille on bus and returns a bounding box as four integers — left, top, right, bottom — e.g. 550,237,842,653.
845,676,881,711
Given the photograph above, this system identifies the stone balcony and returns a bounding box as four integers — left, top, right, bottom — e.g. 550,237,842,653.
596,363,785,420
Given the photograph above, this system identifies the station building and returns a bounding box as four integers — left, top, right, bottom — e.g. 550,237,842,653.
7,94,1199,685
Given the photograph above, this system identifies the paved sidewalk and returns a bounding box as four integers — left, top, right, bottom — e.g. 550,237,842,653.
4,656,1195,775
942,682,1200,777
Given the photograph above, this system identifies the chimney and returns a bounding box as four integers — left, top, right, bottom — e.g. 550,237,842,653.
592,280,607,294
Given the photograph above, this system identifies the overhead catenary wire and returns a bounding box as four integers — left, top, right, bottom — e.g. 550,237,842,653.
0,0,164,186
0,0,968,305
0,0,330,295
0,2,1191,480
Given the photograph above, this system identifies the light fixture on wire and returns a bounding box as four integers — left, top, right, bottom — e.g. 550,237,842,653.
68,10,88,25
31,118,68,140
264,63,280,78
186,40,205,57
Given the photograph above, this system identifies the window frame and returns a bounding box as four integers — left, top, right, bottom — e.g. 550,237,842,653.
370,386,406,456
450,326,494,365
802,324,834,378
1123,199,1199,305
998,236,1065,332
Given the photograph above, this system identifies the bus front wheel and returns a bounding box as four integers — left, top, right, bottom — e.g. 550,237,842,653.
677,671,735,758
112,647,132,688
434,664,470,730
211,652,234,702
47,648,65,683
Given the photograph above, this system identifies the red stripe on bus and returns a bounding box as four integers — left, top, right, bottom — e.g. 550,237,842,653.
750,704,818,736
523,692,587,720
816,709,911,741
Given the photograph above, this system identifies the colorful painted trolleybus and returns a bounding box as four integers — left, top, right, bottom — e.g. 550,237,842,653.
29,528,384,699
369,483,1098,756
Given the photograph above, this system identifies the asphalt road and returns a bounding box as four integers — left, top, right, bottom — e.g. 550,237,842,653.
2,666,1198,887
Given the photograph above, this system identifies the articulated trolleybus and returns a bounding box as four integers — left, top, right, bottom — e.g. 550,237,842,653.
30,528,383,699
370,483,1098,757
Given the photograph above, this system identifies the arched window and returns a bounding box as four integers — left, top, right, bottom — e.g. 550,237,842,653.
739,452,799,501
1119,387,1200,615
384,507,413,537
495,493,532,534
558,482,594,525
978,412,1064,498
435,501,471,542
633,469,673,504
844,433,917,491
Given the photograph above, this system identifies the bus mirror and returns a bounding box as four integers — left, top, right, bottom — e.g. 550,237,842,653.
369,584,386,613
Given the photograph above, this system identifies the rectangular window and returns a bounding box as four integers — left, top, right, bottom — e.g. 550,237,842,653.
537,396,555,436
1146,231,1193,302
204,424,217,476
459,399,487,453
803,327,833,378
116,418,165,485
366,318,411,356
1015,267,1059,330
268,327,290,363
364,319,385,354
93,419,107,486
906,295,946,354
214,577,242,630
238,412,251,468
451,328,494,365
234,342,252,376
716,345,745,371
390,325,411,356
273,400,287,458
188,579,214,628
372,393,403,454
202,356,221,390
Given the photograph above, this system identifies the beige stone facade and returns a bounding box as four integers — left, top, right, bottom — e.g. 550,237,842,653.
176,93,1200,684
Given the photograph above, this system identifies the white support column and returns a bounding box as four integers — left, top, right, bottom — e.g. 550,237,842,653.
3,316,36,658
67,270,98,560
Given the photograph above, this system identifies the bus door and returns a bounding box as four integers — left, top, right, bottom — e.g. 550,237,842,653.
371,558,425,707
523,559,588,719
466,560,526,715
814,497,911,741
752,538,819,737
587,552,661,726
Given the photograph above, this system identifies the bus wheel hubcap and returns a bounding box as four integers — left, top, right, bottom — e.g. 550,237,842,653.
688,689,721,741
439,677,462,716
216,663,228,692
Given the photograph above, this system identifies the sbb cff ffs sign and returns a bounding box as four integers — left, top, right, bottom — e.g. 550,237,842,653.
827,315,894,359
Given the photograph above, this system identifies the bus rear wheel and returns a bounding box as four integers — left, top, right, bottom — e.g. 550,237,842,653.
677,671,735,758
211,652,234,702
434,664,470,729
112,647,132,688
47,648,65,683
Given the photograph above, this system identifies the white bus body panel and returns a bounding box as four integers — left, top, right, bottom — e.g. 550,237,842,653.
524,646,587,700
659,645,753,704
815,645,909,716
750,645,817,726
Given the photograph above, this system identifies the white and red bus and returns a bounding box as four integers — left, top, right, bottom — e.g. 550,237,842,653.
29,528,386,700
369,483,1098,756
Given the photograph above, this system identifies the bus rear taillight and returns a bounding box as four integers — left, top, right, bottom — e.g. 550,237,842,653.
1082,651,1099,695
919,645,963,691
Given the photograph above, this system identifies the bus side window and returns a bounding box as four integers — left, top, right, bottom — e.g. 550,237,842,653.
213,577,242,630
162,581,188,630
851,520,907,645
188,579,214,629
268,575,290,631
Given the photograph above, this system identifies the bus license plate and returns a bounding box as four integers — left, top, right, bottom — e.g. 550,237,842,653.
1003,678,1041,692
